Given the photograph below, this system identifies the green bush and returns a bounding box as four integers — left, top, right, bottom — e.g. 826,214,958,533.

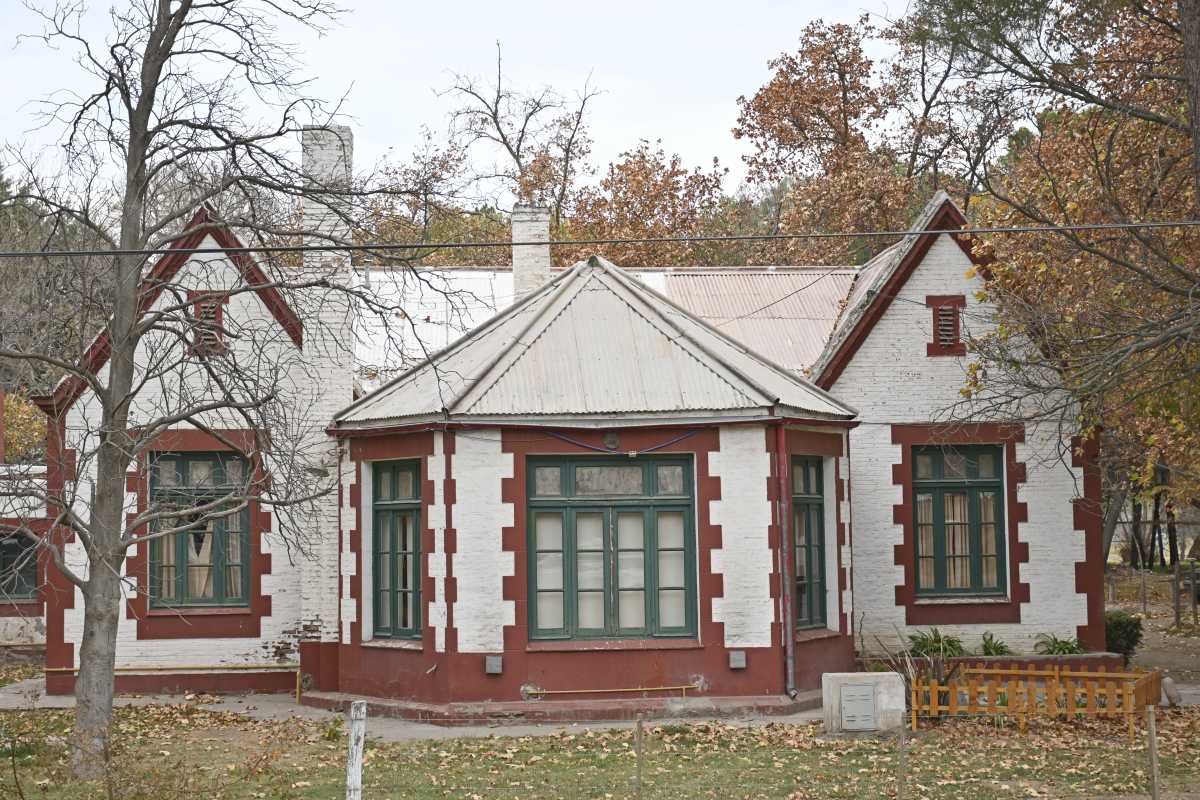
1105,610,1144,665
980,631,1012,656
1034,633,1083,655
907,628,966,658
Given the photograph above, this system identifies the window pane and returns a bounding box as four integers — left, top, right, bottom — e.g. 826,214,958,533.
226,566,243,598
534,466,561,496
658,551,685,588
537,553,564,590
915,453,934,480
656,465,684,495
377,468,392,501
795,508,808,548
377,591,390,627
157,458,178,487
943,451,967,479
617,512,644,549
659,589,685,628
400,515,416,555
226,526,242,564
537,592,563,629
224,507,242,534
396,469,416,500
796,579,809,620
377,548,391,590
535,513,563,551
618,552,644,589
657,512,684,549
977,451,997,479
188,460,213,487
578,592,605,628
577,513,604,550
808,464,820,494
577,552,604,590
223,458,243,486
944,493,970,589
982,556,999,588
619,591,645,629
400,590,414,628
917,493,935,589
575,465,643,495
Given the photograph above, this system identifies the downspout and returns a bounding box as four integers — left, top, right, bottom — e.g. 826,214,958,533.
775,421,797,698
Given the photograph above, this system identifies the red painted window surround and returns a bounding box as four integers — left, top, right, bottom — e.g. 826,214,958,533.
925,294,967,357
186,291,229,357
124,428,272,639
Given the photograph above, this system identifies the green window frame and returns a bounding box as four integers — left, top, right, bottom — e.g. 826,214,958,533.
527,456,697,640
0,536,37,600
913,445,1007,596
373,460,422,639
149,452,250,608
791,456,826,629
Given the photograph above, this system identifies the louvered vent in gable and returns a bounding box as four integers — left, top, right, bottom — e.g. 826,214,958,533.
188,292,228,356
925,295,966,356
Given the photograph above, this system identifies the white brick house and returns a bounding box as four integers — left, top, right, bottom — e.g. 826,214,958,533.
19,126,1103,705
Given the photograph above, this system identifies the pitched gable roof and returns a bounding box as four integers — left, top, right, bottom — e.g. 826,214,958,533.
810,192,985,389
33,206,304,416
334,256,856,429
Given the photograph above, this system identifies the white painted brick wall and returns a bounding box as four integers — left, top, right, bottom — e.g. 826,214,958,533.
709,425,775,648
830,235,1089,653
450,430,514,653
426,432,448,652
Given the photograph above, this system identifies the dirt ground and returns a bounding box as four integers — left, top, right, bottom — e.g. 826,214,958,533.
1112,570,1200,684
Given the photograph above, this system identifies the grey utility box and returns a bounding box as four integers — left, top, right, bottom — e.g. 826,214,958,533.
821,672,905,734
484,655,503,675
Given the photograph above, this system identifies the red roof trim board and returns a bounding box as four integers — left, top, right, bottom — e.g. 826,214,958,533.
814,200,988,391
32,206,303,417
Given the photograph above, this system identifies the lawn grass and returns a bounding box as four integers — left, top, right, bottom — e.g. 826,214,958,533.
0,703,1197,799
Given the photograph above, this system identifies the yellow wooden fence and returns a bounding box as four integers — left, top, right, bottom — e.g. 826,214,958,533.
910,665,1162,738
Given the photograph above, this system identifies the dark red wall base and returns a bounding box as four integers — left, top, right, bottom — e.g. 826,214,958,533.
300,641,341,692
794,633,856,690
45,670,296,696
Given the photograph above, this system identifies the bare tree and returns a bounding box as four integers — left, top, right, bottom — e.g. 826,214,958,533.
0,0,457,778
443,42,598,229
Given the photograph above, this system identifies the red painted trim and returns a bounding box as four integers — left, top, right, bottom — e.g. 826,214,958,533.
526,638,702,652
0,601,41,617
1072,435,1106,650
890,423,1030,625
124,428,272,639
817,200,986,390
925,294,967,357
31,206,303,417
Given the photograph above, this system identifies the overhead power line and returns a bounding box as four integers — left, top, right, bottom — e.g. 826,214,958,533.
0,218,1198,260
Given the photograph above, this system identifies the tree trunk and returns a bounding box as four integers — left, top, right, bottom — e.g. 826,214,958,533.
1102,485,1129,564
70,549,123,778
1152,491,1164,567
1130,499,1145,568
1166,504,1179,565
1178,0,1200,204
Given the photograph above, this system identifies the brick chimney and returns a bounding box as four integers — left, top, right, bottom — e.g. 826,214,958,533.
512,205,551,301
301,125,353,253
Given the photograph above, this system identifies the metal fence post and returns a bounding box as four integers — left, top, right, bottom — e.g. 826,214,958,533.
1141,570,1149,616
896,721,907,800
1191,561,1197,627
1173,564,1182,629
1147,704,1161,800
346,700,367,800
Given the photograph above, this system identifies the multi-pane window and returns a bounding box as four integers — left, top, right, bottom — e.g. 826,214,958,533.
0,536,37,599
792,457,826,629
150,453,250,607
913,446,1006,596
528,457,696,640
373,461,421,639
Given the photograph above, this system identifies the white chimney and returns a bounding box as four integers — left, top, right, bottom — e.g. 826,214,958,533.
301,125,354,255
512,205,551,301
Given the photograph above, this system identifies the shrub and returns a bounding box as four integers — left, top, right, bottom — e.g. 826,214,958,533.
1034,633,1083,655
980,632,1012,656
1105,610,1144,665
907,628,966,658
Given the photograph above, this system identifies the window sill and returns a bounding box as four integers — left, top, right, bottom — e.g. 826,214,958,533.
361,638,423,651
794,627,843,643
527,638,701,653
146,606,253,617
0,600,41,617
914,596,1009,605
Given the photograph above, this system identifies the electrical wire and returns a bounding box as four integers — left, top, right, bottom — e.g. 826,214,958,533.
0,218,1198,259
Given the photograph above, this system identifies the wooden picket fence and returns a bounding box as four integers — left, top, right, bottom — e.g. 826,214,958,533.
910,665,1162,738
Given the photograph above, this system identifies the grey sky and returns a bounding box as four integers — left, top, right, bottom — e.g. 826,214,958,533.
1,0,894,193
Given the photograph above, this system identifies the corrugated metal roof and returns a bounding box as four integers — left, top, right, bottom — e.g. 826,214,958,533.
334,257,856,428
662,269,856,371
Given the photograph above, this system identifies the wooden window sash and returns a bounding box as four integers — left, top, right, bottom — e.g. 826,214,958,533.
372,460,422,639
792,456,826,629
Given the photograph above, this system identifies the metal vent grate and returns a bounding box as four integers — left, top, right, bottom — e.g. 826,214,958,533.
935,305,958,346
